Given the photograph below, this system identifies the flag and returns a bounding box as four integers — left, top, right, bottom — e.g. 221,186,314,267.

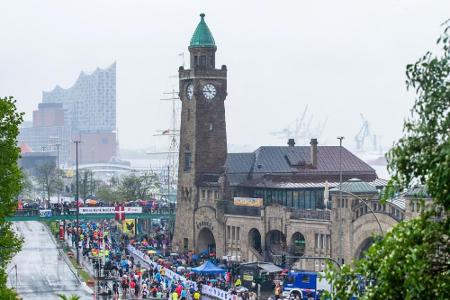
115,204,125,221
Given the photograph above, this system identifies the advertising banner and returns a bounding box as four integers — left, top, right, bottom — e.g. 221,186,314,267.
122,219,136,236
233,197,263,207
79,206,142,214
59,221,65,241
39,209,52,218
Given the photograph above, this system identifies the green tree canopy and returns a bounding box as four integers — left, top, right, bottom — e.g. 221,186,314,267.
324,26,450,300
0,96,24,298
118,172,160,201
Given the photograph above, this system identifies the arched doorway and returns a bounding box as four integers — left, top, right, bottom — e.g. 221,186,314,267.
248,228,262,253
197,228,216,255
265,230,286,254
291,232,306,256
355,237,374,260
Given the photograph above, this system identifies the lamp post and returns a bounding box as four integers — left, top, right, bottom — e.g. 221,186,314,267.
337,136,344,265
74,140,80,265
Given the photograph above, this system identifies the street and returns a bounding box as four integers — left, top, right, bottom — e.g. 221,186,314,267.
8,221,91,300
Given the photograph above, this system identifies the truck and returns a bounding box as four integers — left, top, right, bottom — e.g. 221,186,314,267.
282,271,331,300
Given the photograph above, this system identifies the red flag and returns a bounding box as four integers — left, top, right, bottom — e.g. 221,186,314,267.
115,204,125,221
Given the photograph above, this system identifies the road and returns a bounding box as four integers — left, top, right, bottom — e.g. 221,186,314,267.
8,221,92,300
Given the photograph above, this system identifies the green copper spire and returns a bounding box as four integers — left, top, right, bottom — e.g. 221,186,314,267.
189,13,216,48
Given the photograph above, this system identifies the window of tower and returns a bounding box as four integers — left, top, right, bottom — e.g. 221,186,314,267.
199,55,207,67
187,109,191,121
194,56,198,67
209,123,213,131
184,152,192,172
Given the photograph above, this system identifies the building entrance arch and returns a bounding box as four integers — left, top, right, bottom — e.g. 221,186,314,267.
265,230,286,254
355,237,374,259
248,228,262,253
197,227,216,254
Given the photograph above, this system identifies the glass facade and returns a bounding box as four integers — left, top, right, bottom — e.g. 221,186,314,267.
253,188,325,209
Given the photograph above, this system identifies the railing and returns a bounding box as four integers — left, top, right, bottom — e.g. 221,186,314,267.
12,207,175,219
352,201,404,222
290,209,331,221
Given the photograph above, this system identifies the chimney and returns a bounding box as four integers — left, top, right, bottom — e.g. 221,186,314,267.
288,138,295,147
310,138,318,168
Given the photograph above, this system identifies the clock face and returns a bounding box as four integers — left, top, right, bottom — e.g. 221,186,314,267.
186,83,193,100
202,83,217,100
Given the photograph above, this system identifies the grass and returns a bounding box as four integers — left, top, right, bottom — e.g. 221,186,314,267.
67,256,92,282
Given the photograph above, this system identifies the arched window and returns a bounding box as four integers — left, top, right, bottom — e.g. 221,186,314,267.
184,144,191,172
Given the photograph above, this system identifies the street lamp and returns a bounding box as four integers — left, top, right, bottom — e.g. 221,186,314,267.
337,136,344,264
74,140,80,265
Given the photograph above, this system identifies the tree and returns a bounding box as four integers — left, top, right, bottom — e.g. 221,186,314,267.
34,161,63,204
19,171,34,200
324,26,450,299
118,172,160,201
0,96,24,298
96,176,121,203
57,294,80,300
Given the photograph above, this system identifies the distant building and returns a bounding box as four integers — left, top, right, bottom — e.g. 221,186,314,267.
19,63,117,166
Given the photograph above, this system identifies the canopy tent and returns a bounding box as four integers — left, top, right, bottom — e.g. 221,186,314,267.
191,261,226,274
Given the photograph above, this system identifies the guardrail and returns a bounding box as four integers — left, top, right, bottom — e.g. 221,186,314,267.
7,207,175,222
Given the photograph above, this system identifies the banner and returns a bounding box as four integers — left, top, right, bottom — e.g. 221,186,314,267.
39,209,52,218
127,245,231,300
122,219,136,236
79,207,142,214
233,197,263,207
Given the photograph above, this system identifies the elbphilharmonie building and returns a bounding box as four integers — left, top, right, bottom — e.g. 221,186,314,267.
19,62,117,166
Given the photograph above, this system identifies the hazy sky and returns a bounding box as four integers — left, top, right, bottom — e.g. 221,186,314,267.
1,0,448,152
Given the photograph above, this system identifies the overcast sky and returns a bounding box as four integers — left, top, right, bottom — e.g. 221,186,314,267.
1,0,448,153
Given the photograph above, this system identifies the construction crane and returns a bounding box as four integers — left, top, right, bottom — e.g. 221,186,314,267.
270,105,328,145
354,114,380,153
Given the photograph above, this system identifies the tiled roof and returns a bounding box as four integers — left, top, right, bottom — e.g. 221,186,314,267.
388,196,406,210
225,146,378,187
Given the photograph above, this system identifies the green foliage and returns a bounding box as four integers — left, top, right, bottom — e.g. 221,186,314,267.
19,171,34,200
34,161,64,202
118,172,160,201
387,26,450,209
57,294,80,300
0,96,24,298
324,26,450,299
324,214,449,299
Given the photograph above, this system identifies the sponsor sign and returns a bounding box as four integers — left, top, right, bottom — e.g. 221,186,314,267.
233,197,263,207
122,219,136,236
39,209,52,218
78,207,142,214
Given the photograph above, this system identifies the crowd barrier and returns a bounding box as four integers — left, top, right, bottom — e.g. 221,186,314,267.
127,245,232,300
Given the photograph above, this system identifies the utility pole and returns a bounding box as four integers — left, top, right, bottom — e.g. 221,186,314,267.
167,165,170,201
337,136,344,265
74,140,80,265
55,143,61,204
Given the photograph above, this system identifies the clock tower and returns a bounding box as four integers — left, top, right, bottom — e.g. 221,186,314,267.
173,13,228,254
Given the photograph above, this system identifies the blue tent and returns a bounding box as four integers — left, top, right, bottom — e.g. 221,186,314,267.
191,261,226,274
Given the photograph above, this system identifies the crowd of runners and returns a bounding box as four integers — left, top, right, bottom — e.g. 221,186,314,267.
64,219,250,299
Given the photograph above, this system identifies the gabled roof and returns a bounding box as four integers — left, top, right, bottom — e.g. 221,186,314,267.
189,13,216,48
225,145,379,187
227,146,375,174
